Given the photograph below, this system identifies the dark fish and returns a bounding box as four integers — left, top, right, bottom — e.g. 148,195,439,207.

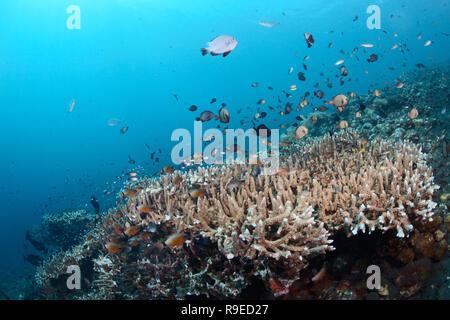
255,124,271,137
158,148,162,153
416,63,425,69
173,93,178,102
367,54,378,63
199,111,215,122
23,254,42,266
189,105,198,111
297,72,306,81
296,116,304,121
120,126,129,135
315,106,329,112
303,64,307,70
150,152,155,159
314,90,324,98
25,231,45,251
90,196,100,215
353,16,358,22
304,32,314,48
210,98,217,104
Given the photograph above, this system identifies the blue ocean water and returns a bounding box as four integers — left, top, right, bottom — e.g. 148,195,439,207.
0,0,449,284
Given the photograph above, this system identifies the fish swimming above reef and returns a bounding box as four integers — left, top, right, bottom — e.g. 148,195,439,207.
201,35,238,57
23,254,42,266
304,32,314,48
258,20,280,28
367,54,378,63
90,196,100,215
197,110,215,122
67,99,75,113
25,231,45,251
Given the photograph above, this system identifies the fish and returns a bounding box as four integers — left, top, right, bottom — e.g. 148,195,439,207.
334,59,345,66
90,196,100,215
105,242,122,254
314,90,324,98
315,106,329,112
304,32,314,48
360,43,374,48
255,124,271,137
126,171,138,177
258,20,280,28
288,67,294,74
25,231,45,251
424,40,432,47
165,233,187,248
257,99,266,105
327,94,348,108
251,82,259,87
353,16,358,22
395,79,404,88
367,54,378,63
201,35,238,57
163,166,174,174
198,111,215,122
219,107,230,123
67,99,75,113
190,188,205,198
297,72,306,81
373,89,381,96
173,93,178,102
124,226,140,237
120,126,129,135
189,105,198,111
416,63,425,69
137,205,153,214
295,126,308,139
338,120,349,129
408,107,419,119
210,98,216,104
107,118,121,127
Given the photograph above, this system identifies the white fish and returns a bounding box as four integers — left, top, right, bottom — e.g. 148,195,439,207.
67,99,75,113
258,20,280,28
201,35,238,57
424,40,432,47
107,118,122,127
360,43,374,48
334,59,345,66
288,67,293,74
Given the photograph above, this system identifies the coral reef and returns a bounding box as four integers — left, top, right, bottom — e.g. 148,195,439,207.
30,209,96,251
35,128,444,299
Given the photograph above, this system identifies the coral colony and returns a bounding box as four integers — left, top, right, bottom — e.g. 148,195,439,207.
34,125,446,299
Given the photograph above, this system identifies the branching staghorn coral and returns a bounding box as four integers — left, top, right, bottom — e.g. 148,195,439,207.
37,129,440,299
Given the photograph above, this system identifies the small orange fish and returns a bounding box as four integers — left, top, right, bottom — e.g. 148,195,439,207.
173,176,182,185
373,89,381,97
137,205,153,213
139,232,151,240
190,188,205,198
276,168,289,176
163,166,174,174
280,141,292,147
105,242,121,254
112,225,123,235
113,213,122,219
124,189,137,197
124,226,140,237
165,233,187,248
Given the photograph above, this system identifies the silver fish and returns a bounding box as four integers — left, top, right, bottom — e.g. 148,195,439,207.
201,35,238,57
